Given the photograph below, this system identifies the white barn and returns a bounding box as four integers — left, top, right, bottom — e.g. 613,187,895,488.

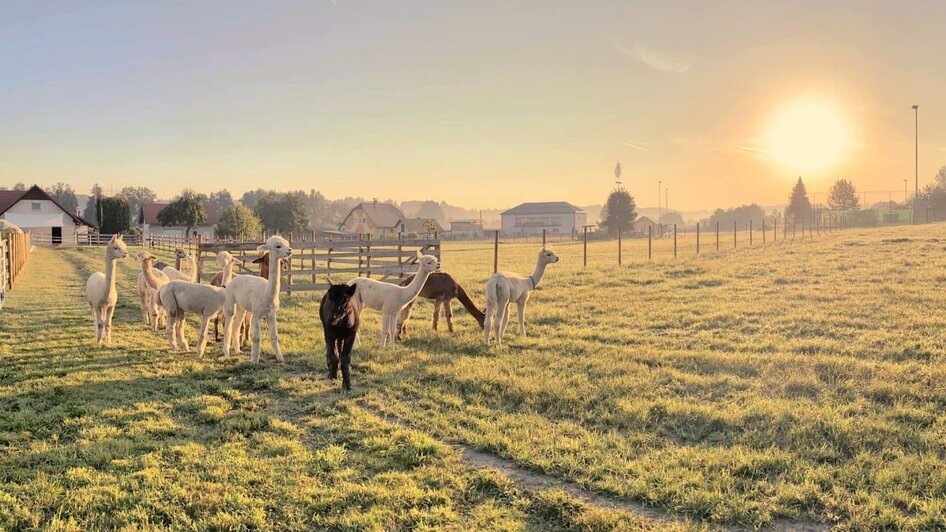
500,202,587,237
0,185,94,245
139,202,219,240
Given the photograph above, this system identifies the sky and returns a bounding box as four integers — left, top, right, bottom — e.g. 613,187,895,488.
2,0,945,211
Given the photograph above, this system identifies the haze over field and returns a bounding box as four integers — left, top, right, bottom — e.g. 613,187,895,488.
2,1,944,210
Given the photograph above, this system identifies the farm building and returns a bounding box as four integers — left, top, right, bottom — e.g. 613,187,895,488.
338,201,406,238
500,201,587,237
450,219,485,238
631,215,658,234
138,202,219,240
0,185,94,245
397,217,444,237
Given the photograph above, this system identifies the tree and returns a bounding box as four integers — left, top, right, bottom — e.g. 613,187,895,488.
118,186,157,224
827,179,859,210
157,190,206,236
48,182,79,215
217,205,263,239
13,182,26,191
83,184,104,224
703,204,765,229
935,166,946,189
253,191,309,234
414,201,448,227
240,189,268,210
208,190,234,214
786,177,812,220
99,196,131,234
600,189,637,236
662,211,684,227
422,219,439,236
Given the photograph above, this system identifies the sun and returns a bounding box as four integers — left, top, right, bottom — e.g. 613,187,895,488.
765,100,851,172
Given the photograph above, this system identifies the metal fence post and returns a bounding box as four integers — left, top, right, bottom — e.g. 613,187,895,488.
673,224,677,258
493,230,499,273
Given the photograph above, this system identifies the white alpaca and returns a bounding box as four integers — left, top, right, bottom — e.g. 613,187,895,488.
157,251,239,357
162,248,196,282
223,236,293,362
347,251,441,349
85,234,129,345
136,252,170,330
484,246,559,345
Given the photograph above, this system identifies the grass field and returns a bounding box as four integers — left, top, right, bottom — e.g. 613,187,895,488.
3,224,946,530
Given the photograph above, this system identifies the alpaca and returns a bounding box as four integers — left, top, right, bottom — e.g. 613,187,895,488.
347,251,441,349
136,252,170,330
210,251,246,342
483,245,559,345
157,250,237,357
397,272,484,337
162,248,196,282
223,236,293,362
212,251,274,343
320,279,360,390
85,234,129,345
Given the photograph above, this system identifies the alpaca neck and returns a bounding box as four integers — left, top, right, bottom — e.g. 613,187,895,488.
404,264,431,299
104,254,118,299
222,260,234,285
266,254,281,302
185,255,196,282
528,260,548,290
142,260,164,290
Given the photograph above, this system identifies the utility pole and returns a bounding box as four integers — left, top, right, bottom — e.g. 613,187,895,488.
913,104,919,224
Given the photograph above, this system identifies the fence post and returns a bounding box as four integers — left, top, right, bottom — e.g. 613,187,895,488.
196,235,203,283
493,230,499,273
696,223,700,254
365,233,371,279
617,227,622,265
583,226,588,268
716,221,719,251
542,229,546,247
762,220,766,244
287,232,294,293
733,220,737,248
673,224,677,258
648,225,652,260
792,218,796,241
749,220,753,246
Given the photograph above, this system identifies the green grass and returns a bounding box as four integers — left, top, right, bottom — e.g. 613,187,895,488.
3,224,946,530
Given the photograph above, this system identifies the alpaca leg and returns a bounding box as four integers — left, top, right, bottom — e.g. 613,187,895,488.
235,309,248,355
326,337,339,380
378,313,388,347
444,299,455,333
483,303,494,345
140,293,150,325
340,333,356,390
104,305,116,346
92,304,103,344
267,312,284,362
432,299,442,331
498,305,511,343
398,301,415,339
517,301,527,336
176,312,189,352
250,315,263,363
222,306,234,357
387,312,397,350
166,314,178,351
196,314,212,357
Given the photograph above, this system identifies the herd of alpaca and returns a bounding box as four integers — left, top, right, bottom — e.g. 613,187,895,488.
86,234,557,389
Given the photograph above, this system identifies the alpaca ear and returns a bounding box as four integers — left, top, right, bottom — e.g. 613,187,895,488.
257,244,267,253
345,283,358,295
325,275,335,286
415,250,422,259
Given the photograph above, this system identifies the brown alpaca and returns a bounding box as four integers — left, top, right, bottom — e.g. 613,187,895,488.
397,272,485,337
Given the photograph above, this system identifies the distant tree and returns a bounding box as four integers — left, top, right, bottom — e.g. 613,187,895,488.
240,189,267,210
253,191,309,234
414,201,448,227
600,189,637,236
118,186,157,224
786,177,812,220
99,196,131,234
47,182,79,215
13,182,26,191
703,204,766,229
662,210,684,227
208,189,234,214
422,219,439,236
827,179,859,210
83,183,104,224
217,205,263,239
157,191,206,236
935,166,946,189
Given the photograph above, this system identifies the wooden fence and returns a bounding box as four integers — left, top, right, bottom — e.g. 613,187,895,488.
2,232,31,294
31,232,144,247
195,237,441,293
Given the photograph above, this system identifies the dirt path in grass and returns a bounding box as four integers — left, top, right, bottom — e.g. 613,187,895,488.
363,405,828,532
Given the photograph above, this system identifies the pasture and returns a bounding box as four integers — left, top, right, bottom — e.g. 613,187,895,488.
2,224,946,530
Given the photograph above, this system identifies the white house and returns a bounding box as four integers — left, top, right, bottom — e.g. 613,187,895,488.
0,185,94,245
500,202,587,237
139,202,219,240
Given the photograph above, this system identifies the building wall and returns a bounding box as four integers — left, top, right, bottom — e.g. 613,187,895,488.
1,199,89,245
142,223,215,240
501,211,585,236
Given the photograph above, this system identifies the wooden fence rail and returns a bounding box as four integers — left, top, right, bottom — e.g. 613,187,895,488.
0,238,7,309
3,232,31,293
195,237,441,294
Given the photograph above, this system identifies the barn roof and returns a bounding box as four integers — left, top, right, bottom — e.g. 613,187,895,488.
343,202,405,228
139,202,220,226
0,185,95,227
501,202,585,216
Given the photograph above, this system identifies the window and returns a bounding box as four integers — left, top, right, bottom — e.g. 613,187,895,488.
31,202,41,211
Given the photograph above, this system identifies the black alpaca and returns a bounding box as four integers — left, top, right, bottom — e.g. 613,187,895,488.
319,281,359,390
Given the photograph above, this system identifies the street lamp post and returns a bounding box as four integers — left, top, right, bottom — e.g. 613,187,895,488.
658,180,662,236
913,104,919,224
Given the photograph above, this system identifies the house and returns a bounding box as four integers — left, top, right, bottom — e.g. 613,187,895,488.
631,215,658,234
0,185,94,245
450,219,484,238
138,202,219,240
338,201,405,238
500,202,587,237
397,217,444,237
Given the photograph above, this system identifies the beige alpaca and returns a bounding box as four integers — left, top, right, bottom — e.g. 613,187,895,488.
347,251,441,349
157,251,239,357
85,234,129,345
484,246,559,345
162,248,196,282
223,236,293,362
136,252,170,330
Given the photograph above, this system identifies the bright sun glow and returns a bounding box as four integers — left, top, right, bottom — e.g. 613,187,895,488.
766,100,851,172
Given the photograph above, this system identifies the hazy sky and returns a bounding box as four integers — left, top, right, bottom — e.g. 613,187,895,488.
2,1,945,211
